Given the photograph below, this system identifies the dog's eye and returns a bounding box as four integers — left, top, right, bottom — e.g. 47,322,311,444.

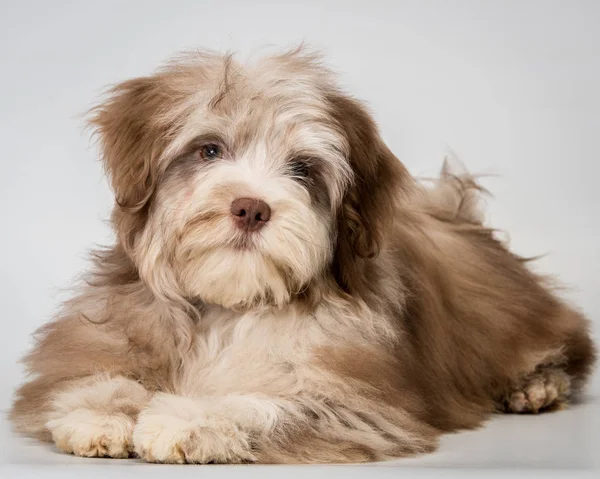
199,144,222,161
289,160,310,180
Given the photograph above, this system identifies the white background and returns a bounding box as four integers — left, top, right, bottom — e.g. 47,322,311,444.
0,0,598,477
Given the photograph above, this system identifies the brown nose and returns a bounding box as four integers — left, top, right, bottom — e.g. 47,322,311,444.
230,198,271,232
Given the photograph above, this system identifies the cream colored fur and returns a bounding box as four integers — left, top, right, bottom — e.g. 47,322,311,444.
10,48,595,464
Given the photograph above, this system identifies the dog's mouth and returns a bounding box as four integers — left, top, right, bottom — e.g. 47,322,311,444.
230,234,257,251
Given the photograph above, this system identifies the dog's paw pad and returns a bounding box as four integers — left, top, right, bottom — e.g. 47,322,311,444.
507,369,571,413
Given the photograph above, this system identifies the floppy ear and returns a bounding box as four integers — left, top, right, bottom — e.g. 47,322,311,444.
88,76,180,253
328,93,411,296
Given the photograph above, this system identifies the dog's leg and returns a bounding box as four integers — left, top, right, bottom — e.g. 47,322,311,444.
132,392,437,464
497,314,595,414
45,374,150,458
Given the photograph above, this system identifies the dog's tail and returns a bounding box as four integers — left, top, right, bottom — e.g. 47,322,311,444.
416,158,489,226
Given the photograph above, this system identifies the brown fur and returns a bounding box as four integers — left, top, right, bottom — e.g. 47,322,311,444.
10,48,596,464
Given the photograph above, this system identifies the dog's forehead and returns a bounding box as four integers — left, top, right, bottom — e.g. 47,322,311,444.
159,51,347,168
215,64,334,127
229,93,338,157
165,58,345,163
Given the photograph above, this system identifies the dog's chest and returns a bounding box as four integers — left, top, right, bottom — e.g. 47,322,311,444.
175,305,329,397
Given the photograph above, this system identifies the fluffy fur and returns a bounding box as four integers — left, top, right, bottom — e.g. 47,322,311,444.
10,48,596,464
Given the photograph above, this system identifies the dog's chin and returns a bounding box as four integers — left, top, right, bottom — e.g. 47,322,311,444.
177,248,304,310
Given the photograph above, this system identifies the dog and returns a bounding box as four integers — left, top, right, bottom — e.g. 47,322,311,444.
10,48,596,464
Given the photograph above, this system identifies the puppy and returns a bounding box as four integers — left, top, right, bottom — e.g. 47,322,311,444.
11,48,596,463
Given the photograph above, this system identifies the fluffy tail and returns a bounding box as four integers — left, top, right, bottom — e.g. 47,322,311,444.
416,159,488,226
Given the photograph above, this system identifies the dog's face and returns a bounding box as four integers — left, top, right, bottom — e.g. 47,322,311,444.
91,50,407,309
138,55,352,309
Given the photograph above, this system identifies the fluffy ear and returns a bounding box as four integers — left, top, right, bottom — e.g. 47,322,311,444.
89,77,173,210
328,93,411,295
88,75,182,252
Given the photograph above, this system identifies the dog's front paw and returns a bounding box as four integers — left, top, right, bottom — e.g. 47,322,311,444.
47,409,134,458
133,393,256,464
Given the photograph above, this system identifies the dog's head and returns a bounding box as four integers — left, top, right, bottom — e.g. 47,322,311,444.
90,49,409,309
